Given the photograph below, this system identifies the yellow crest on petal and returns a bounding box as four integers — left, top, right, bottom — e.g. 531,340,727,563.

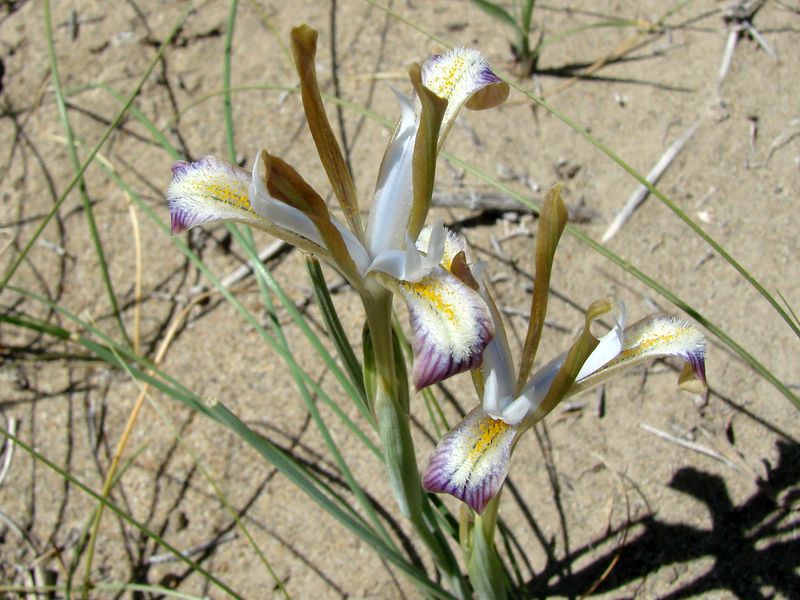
423,407,517,513
380,265,494,389
168,156,266,233
421,48,509,147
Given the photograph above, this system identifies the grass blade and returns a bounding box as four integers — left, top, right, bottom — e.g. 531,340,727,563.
0,428,244,599
470,0,521,32
0,4,191,291
42,0,131,347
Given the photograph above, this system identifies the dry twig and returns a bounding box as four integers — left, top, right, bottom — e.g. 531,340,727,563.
639,422,746,474
602,121,699,242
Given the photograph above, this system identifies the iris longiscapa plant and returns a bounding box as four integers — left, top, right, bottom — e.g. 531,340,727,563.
166,23,708,598
167,24,510,593
422,187,708,514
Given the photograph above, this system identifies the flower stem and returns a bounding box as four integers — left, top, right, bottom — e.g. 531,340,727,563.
363,287,468,597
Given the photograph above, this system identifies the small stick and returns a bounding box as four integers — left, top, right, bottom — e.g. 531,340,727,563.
639,423,743,473
146,530,238,565
766,118,800,165
188,240,287,297
744,22,776,58
0,416,17,487
602,121,699,243
431,190,530,212
718,25,741,88
594,385,605,418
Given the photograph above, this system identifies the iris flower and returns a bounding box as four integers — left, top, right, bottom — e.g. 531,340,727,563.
422,191,708,513
167,26,509,390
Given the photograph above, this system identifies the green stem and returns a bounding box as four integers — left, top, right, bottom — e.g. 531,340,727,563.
223,0,239,162
363,286,469,597
468,510,508,600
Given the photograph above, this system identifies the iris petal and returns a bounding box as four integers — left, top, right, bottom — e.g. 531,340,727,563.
379,266,494,390
415,224,469,270
168,156,268,234
575,302,626,380
421,48,509,146
422,407,518,514
569,315,707,397
366,90,417,256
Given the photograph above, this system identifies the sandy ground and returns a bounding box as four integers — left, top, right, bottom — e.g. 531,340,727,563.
1,0,798,598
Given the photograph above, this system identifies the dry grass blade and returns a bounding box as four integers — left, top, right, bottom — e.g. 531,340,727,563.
81,295,214,596
0,415,17,487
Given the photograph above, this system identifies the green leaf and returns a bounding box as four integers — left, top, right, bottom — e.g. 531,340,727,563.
0,428,244,600
0,3,190,291
470,0,521,32
468,527,508,600
305,255,370,418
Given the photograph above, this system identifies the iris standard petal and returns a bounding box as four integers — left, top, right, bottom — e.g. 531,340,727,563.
420,47,509,147
415,223,469,270
366,89,418,256
168,156,270,234
422,407,518,514
507,354,563,425
575,302,626,380
480,299,517,421
366,222,446,281
379,266,494,390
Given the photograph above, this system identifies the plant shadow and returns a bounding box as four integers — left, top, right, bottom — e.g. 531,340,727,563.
522,440,800,599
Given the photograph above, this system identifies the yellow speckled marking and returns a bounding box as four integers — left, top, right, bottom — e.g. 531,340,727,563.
468,416,509,460
616,328,688,360
428,55,466,99
405,277,456,322
202,182,252,211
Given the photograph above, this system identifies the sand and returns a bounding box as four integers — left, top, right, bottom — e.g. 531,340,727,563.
1,0,798,597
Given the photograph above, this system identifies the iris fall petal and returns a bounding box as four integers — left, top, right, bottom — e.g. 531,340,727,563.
421,48,509,145
422,407,518,514
168,156,268,234
381,266,494,390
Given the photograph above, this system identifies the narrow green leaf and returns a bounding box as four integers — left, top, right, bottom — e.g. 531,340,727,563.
0,428,244,600
470,0,521,32
2,301,453,599
305,255,370,416
43,0,131,347
520,0,536,33
1,4,190,291
223,0,240,162
468,514,509,600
